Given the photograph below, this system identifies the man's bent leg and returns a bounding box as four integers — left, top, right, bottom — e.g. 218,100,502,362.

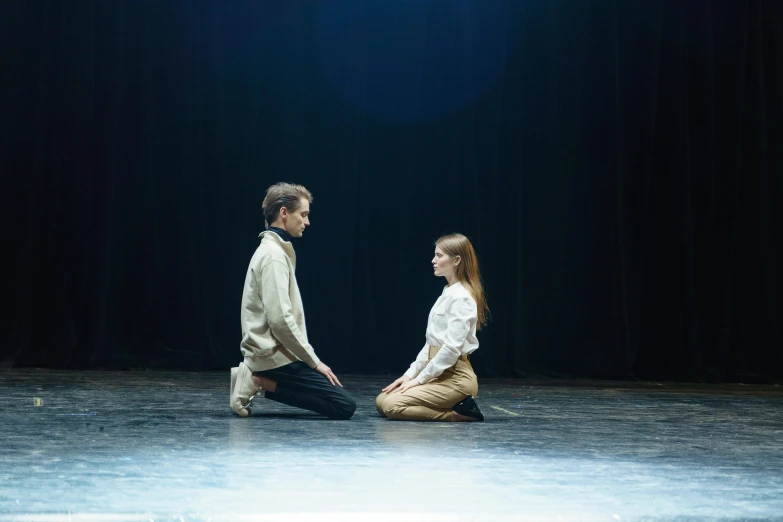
259,362,356,420
252,374,277,393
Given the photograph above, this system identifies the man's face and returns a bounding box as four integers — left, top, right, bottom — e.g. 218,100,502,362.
282,198,310,238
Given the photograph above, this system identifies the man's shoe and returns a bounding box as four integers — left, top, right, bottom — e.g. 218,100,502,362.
230,362,260,417
453,395,485,422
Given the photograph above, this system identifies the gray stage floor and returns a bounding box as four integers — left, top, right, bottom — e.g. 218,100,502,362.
1,370,782,521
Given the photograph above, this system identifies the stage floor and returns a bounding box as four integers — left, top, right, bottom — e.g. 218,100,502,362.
1,370,782,521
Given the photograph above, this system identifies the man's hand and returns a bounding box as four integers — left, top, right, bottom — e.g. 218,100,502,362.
315,362,343,387
382,375,411,394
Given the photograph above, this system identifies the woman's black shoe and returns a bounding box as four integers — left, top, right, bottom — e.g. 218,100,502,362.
453,395,485,421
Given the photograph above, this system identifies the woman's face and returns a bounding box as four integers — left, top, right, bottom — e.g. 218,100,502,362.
432,245,457,279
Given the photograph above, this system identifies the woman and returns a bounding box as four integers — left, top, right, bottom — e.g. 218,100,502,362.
376,233,489,422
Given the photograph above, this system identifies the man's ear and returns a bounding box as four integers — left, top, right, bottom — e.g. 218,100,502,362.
279,207,288,220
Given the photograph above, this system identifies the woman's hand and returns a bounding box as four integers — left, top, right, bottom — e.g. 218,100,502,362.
393,378,421,394
382,375,411,394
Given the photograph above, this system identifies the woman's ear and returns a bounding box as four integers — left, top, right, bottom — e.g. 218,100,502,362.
454,255,461,267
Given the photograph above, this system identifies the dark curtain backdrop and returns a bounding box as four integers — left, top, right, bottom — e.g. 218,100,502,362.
1,1,781,382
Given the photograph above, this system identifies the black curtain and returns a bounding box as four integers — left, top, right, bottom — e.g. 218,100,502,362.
1,1,781,382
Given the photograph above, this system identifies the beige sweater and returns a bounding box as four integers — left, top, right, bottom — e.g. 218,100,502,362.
239,231,321,371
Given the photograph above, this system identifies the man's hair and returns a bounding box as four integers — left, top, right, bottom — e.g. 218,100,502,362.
262,182,313,228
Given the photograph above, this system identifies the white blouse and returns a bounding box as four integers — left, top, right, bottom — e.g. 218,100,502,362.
403,281,479,384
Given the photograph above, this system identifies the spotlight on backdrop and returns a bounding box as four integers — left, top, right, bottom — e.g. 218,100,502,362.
316,0,513,123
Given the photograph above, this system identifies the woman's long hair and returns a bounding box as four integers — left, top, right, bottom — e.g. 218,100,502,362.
435,233,489,330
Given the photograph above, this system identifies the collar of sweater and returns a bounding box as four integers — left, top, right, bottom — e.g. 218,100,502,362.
259,230,296,262
266,226,293,243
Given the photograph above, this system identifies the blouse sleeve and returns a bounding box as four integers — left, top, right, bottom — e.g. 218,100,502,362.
403,343,430,379
414,297,477,384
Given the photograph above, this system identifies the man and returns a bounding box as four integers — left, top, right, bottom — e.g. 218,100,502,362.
230,182,356,420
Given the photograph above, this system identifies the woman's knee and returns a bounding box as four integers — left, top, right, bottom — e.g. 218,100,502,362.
375,393,389,416
377,394,407,419
380,402,410,420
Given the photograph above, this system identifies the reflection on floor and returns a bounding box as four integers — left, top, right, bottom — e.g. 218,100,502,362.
1,370,782,521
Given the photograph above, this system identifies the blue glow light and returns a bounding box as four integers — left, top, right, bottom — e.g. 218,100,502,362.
316,0,513,122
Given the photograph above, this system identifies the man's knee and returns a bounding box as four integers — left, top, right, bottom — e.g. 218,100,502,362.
327,391,356,420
